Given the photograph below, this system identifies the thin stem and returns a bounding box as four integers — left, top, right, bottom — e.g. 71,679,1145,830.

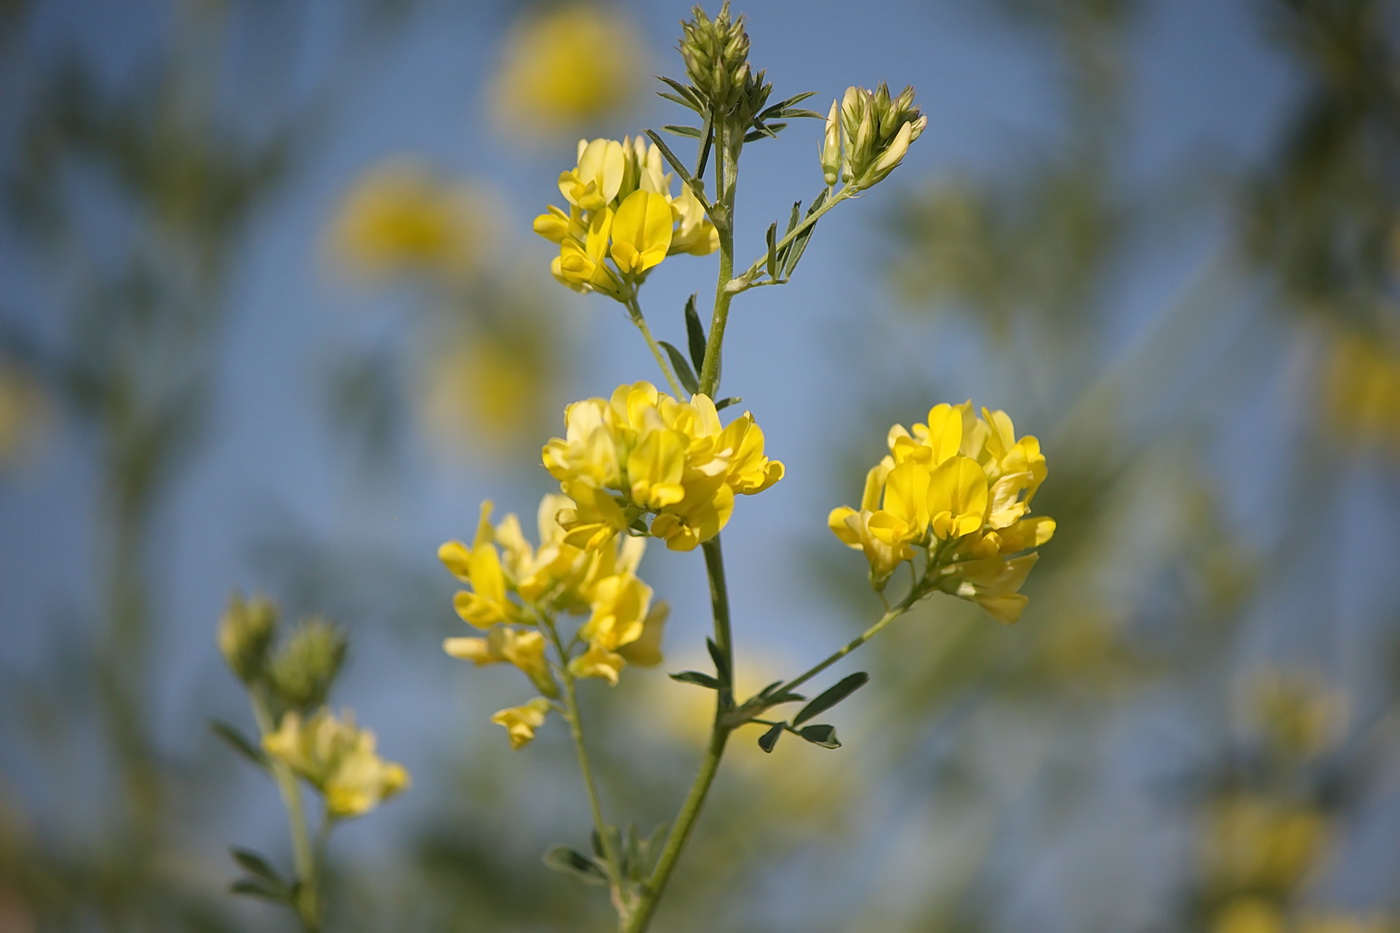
729,186,854,293
698,126,735,398
774,601,910,699
624,537,736,933
251,695,320,933
625,294,686,398
546,623,624,893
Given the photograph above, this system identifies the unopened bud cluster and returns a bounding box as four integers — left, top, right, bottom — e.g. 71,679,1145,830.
679,2,753,115
218,594,348,715
822,83,926,190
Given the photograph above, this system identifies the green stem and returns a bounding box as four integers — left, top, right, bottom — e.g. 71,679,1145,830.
623,538,736,933
772,598,912,700
730,186,854,293
698,127,736,399
547,624,625,896
252,695,320,933
625,294,686,398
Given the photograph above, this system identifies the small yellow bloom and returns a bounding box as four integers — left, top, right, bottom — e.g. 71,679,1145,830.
1319,328,1400,458
610,190,674,274
491,697,553,750
263,709,409,819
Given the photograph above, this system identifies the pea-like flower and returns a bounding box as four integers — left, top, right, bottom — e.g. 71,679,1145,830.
440,494,670,746
263,709,409,819
829,402,1054,622
543,381,784,551
534,137,719,297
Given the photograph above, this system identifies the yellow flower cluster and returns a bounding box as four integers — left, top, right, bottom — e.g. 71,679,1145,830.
542,381,784,551
1320,329,1400,458
1199,792,1330,897
489,3,646,137
263,709,409,819
440,495,667,747
829,402,1054,622
534,137,719,296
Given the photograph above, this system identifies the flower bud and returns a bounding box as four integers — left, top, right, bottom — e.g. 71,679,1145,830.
267,617,347,712
218,594,277,684
820,100,842,187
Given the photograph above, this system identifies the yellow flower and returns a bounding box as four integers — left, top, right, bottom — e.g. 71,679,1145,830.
444,626,556,697
535,137,719,297
326,159,486,283
543,382,783,551
1199,792,1330,894
1212,898,1284,933
610,190,674,274
830,402,1053,618
491,697,553,750
419,327,556,456
263,709,409,819
1319,328,1400,458
1243,669,1349,760
489,4,646,138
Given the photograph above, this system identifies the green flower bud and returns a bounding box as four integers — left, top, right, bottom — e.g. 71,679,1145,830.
836,83,925,189
820,100,842,187
679,3,751,111
218,593,277,684
267,617,347,712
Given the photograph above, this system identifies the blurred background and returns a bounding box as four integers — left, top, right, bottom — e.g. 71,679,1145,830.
2,0,1399,930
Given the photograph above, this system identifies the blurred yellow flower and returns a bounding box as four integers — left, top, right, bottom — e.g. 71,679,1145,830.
542,381,783,550
1243,669,1349,761
1199,792,1330,895
327,159,488,283
829,402,1053,620
263,709,409,819
419,328,554,456
489,3,646,138
491,697,553,750
1213,898,1284,933
0,361,49,469
1319,327,1400,458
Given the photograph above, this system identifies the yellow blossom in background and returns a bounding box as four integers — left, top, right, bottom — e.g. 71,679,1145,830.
489,3,646,138
1298,914,1397,933
1213,898,1284,933
0,361,49,469
535,137,719,297
1319,328,1400,458
829,401,1053,621
1243,669,1349,760
542,381,783,551
419,326,554,456
327,158,490,283
1198,792,1330,896
263,709,409,819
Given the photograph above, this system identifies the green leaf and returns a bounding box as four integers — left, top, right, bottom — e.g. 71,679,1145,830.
793,672,869,726
765,222,778,280
659,341,699,395
685,295,706,373
743,122,787,143
758,722,784,753
663,124,703,139
695,108,715,180
669,670,721,689
784,200,802,237
772,108,823,121
230,878,288,903
645,130,707,212
543,846,610,886
796,723,842,748
210,720,267,769
656,76,704,112
783,189,828,277
590,825,621,861
706,637,732,686
714,396,742,411
759,91,817,118
229,848,284,885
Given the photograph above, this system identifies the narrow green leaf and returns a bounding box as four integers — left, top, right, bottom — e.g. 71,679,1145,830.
744,122,787,143
656,76,703,110
229,848,283,885
783,189,829,277
230,878,288,903
758,722,784,753
765,222,778,281
793,672,870,726
785,200,802,236
669,670,721,689
543,846,609,886
684,295,706,373
656,93,700,112
760,91,817,117
796,723,842,748
766,692,806,706
659,341,699,395
714,396,742,411
706,637,731,686
695,108,715,180
645,130,707,211
210,720,267,769
773,108,824,121
663,124,703,139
